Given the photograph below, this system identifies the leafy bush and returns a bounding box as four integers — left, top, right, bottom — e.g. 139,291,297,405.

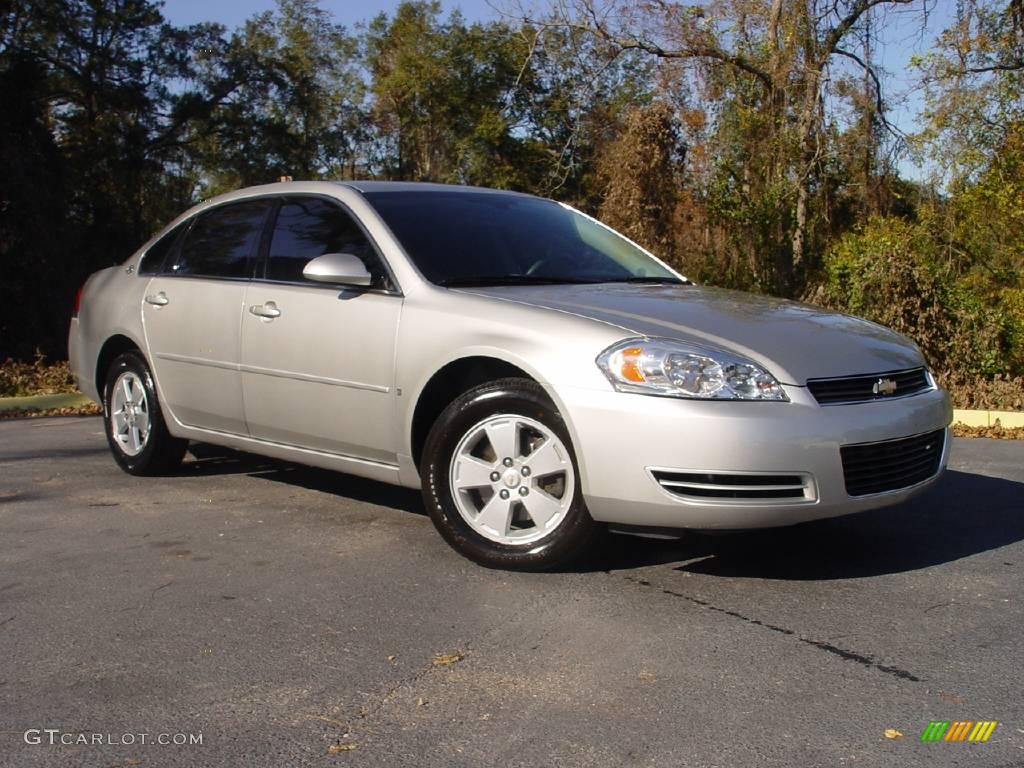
941,373,1024,411
812,216,1021,380
0,351,77,397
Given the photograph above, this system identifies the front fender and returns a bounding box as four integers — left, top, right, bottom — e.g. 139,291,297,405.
394,291,630,488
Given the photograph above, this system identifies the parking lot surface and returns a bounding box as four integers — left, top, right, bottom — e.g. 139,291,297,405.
1,417,1022,767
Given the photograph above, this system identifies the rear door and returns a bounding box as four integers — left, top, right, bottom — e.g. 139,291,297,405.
143,199,272,434
239,195,402,463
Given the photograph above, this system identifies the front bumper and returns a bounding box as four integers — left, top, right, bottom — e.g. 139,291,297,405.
560,383,952,529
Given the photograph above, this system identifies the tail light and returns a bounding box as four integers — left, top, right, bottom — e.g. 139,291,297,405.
72,283,85,318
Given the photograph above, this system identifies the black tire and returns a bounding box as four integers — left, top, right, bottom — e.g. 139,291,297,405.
102,351,188,476
421,377,600,570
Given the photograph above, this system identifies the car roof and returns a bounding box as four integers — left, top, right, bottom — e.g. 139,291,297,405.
186,180,536,225
213,180,533,198
335,180,530,196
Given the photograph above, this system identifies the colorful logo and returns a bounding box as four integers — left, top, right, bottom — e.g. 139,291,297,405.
920,721,997,742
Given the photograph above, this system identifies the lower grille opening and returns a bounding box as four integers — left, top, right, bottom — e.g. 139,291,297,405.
650,471,811,501
840,429,945,496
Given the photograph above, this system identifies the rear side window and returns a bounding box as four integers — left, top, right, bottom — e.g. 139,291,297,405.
170,200,270,279
265,197,386,287
138,221,187,275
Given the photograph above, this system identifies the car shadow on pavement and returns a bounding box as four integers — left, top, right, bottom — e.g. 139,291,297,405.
179,445,1022,579
180,442,425,515
586,470,1024,580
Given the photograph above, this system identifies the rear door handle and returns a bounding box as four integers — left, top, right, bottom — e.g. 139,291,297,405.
249,302,281,319
144,292,169,306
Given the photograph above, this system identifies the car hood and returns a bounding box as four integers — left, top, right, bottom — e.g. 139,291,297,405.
463,283,924,385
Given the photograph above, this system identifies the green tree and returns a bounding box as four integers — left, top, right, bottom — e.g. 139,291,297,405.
0,0,214,358
540,0,928,295
192,0,366,191
364,1,540,187
912,0,1023,370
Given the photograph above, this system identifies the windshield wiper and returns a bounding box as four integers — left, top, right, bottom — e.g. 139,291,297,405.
436,275,599,287
596,276,691,285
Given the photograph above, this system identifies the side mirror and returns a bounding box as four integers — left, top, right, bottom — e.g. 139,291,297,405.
302,253,372,287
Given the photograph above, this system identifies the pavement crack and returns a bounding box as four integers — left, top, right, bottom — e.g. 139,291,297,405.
797,638,920,681
616,573,922,683
337,577,561,741
150,580,174,598
348,646,473,730
0,615,15,628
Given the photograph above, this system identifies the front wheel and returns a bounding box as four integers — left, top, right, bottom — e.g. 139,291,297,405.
420,378,600,570
102,352,188,476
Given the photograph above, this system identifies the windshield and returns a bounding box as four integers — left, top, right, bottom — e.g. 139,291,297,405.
362,190,684,287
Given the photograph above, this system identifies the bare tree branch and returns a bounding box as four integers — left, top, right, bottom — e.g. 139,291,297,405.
516,0,775,91
834,46,905,138
824,0,918,55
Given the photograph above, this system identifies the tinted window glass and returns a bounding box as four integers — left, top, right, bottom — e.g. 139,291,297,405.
139,221,187,275
171,200,270,279
266,197,385,287
363,191,680,286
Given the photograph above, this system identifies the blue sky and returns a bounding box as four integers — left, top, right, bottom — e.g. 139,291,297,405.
160,0,952,176
160,0,499,28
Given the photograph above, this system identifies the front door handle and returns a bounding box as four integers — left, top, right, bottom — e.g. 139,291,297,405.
144,292,169,306
249,301,281,319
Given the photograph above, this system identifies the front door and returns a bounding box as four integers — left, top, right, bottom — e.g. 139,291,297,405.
239,196,402,463
143,199,272,435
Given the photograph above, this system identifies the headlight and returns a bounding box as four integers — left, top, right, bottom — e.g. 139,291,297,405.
596,338,788,401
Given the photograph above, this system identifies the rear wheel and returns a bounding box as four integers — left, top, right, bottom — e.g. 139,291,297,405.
421,378,600,570
102,352,187,476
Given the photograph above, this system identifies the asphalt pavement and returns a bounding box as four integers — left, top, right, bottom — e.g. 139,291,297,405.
1,417,1022,767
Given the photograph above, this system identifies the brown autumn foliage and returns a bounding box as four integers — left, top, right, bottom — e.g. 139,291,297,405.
0,352,78,397
951,421,1024,440
0,404,101,419
596,102,684,262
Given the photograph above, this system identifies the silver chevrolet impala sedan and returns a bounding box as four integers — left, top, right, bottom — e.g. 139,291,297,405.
69,181,952,569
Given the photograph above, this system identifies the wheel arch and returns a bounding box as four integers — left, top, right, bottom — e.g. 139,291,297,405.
410,356,530,471
95,334,147,398
408,352,584,476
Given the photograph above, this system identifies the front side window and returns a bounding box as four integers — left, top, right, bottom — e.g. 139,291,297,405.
265,197,387,287
139,220,188,275
170,200,271,279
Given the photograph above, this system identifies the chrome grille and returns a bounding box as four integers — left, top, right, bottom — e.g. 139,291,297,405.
840,429,945,496
651,471,812,501
807,368,931,405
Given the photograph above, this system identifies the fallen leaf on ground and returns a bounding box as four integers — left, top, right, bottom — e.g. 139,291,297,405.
952,422,1024,440
884,729,903,739
432,651,464,666
0,404,101,419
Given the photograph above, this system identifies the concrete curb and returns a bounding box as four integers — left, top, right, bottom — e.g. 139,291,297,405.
0,392,93,412
952,409,1024,429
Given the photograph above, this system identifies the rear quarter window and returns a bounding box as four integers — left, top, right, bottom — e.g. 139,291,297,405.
138,220,188,276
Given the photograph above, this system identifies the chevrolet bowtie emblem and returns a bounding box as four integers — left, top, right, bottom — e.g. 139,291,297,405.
873,378,898,395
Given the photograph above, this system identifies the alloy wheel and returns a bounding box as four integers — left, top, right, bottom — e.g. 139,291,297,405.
448,414,576,545
109,371,151,456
